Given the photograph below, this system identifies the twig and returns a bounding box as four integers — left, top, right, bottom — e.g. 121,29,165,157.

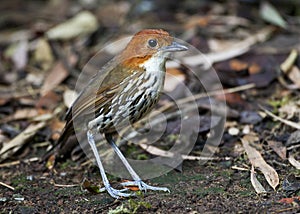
280,49,298,73
177,83,255,107
167,26,275,68
0,157,40,168
0,122,47,161
0,181,15,191
53,183,79,188
231,166,250,171
145,83,254,124
118,83,255,142
259,105,300,129
139,143,231,161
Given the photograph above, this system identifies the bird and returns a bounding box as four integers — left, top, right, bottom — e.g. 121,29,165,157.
54,29,188,198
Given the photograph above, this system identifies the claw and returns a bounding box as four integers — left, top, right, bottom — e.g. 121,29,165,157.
121,180,170,193
105,185,135,199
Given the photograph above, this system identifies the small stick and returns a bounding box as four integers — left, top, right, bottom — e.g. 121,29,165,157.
0,181,15,191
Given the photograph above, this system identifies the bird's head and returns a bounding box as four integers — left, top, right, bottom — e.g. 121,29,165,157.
121,29,188,69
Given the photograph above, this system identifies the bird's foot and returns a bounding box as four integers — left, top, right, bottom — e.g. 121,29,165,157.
105,185,135,199
121,180,170,193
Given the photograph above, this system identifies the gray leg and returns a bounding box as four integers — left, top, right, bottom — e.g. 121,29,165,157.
87,130,133,198
105,134,170,193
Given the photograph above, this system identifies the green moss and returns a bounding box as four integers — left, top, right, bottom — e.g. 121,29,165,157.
59,160,76,170
53,187,84,197
194,186,226,197
108,198,151,214
11,175,27,186
268,96,290,112
10,175,28,190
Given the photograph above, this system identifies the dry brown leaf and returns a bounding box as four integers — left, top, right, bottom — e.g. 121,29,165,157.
81,178,105,193
36,91,61,110
46,11,98,40
267,140,287,160
185,15,210,29
139,143,226,161
241,134,279,190
248,63,261,74
278,101,300,120
287,66,300,87
33,38,54,71
288,155,300,169
50,119,65,141
1,108,39,123
96,1,130,27
250,165,267,194
46,154,56,170
279,196,300,204
0,121,47,161
167,26,275,69
40,61,69,96
229,59,248,71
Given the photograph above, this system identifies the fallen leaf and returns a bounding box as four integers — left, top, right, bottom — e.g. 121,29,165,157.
288,155,300,170
279,196,300,204
46,11,98,40
229,59,248,71
241,134,279,190
248,63,261,74
1,108,38,123
278,101,300,120
0,121,47,162
46,154,55,170
33,38,54,71
139,143,227,161
36,91,61,110
96,1,130,27
81,178,105,194
240,111,262,125
167,26,275,69
282,174,300,192
260,1,287,28
287,66,300,88
286,130,300,146
50,119,65,141
250,165,267,194
220,92,246,106
185,15,210,29
267,140,286,160
41,61,69,96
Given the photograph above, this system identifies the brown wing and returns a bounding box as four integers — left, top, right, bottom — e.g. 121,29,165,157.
56,57,143,148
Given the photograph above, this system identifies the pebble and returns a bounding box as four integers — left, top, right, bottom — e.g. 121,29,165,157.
228,127,239,136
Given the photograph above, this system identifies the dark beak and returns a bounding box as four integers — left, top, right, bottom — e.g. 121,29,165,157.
160,41,188,52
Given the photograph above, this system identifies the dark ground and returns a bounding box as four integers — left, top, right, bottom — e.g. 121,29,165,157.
1,157,299,213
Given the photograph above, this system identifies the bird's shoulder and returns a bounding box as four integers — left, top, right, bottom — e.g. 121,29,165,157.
65,59,144,122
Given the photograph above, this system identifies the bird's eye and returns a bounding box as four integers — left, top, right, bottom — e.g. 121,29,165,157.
148,39,158,48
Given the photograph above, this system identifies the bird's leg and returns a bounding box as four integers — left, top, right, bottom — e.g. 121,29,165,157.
87,130,133,198
105,134,170,193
